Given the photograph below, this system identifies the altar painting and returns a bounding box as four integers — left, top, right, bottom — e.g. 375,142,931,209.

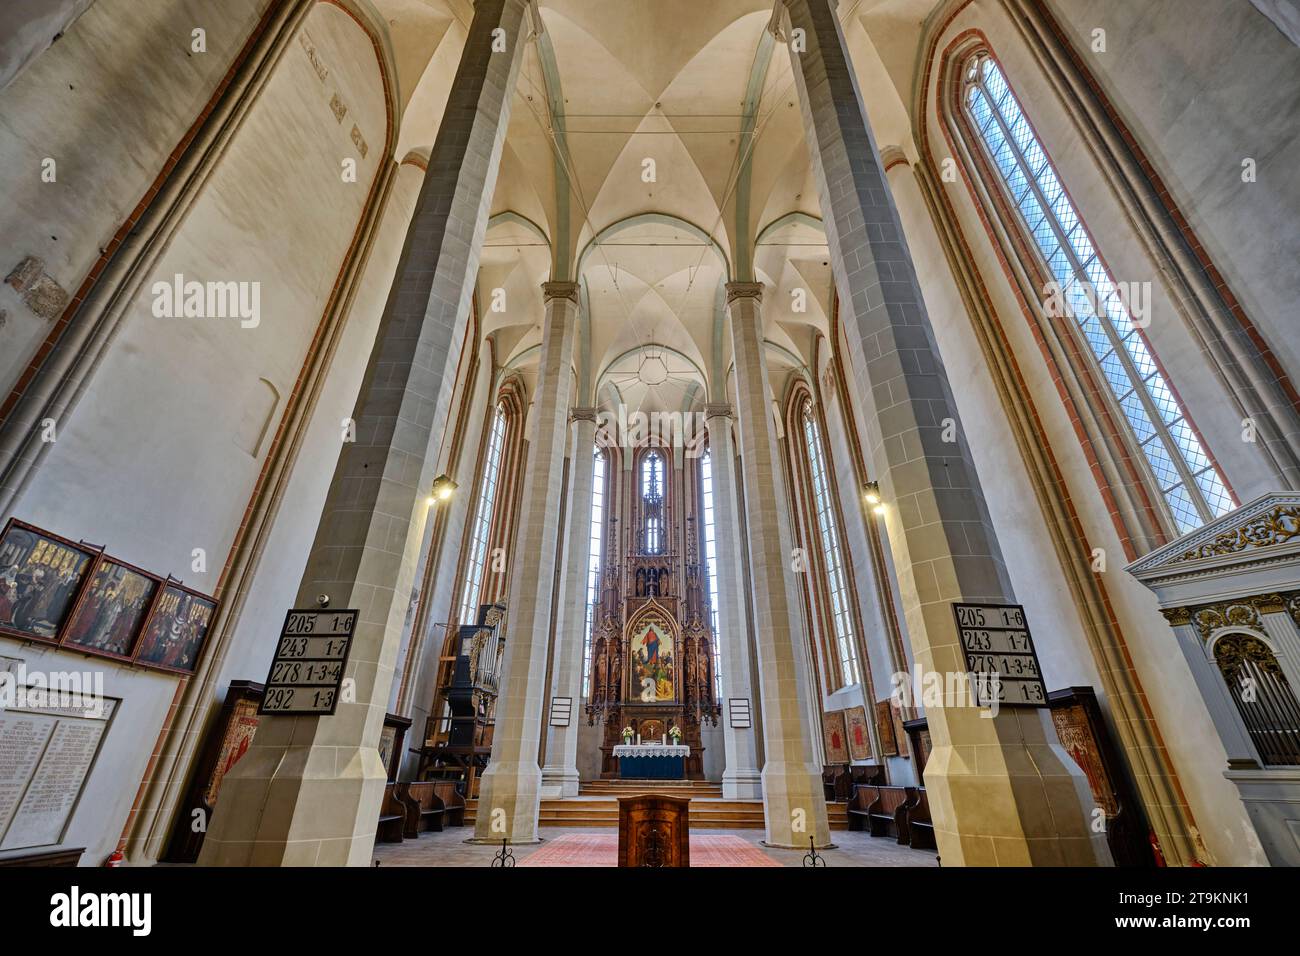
629,620,676,702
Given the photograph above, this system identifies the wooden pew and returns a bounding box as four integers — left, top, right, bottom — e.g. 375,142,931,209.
822,765,851,802
377,783,407,843
866,785,913,843
847,784,878,831
397,782,446,837
849,764,885,789
430,780,466,826
906,788,937,850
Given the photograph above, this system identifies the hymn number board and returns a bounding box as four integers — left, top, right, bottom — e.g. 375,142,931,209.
952,602,1048,708
258,609,358,716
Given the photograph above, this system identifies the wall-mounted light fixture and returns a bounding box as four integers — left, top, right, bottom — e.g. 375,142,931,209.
426,474,458,506
864,480,885,515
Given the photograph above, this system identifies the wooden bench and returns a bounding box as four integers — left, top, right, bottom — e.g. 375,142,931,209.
377,783,407,843
905,787,936,850
866,785,913,843
849,764,885,789
429,780,466,827
397,782,446,837
846,784,878,831
822,765,851,802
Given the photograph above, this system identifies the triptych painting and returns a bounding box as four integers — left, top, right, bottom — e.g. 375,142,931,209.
0,518,217,675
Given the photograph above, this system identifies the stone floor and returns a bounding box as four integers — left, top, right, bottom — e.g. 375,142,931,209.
371,826,939,867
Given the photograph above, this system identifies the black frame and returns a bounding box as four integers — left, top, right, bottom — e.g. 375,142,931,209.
951,601,1049,708
258,608,359,717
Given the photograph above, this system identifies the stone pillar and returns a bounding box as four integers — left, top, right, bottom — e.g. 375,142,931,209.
540,407,598,798
199,0,528,867
779,0,1107,865
705,404,763,800
726,282,830,847
475,281,580,842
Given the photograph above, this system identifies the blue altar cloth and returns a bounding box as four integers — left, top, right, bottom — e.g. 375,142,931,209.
616,753,685,779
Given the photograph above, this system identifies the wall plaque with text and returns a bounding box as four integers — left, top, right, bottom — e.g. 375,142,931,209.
952,602,1048,707
258,609,358,716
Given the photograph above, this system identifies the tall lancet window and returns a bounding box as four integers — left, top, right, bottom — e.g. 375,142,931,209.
700,450,722,694
962,53,1233,533
641,450,665,554
581,449,607,698
459,403,507,625
802,402,859,687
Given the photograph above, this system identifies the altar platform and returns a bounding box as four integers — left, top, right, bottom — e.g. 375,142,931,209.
462,781,851,830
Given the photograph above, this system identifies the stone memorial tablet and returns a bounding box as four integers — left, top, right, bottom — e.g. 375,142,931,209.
0,691,116,850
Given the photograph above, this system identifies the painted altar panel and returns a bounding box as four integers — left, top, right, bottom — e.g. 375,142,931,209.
628,615,676,703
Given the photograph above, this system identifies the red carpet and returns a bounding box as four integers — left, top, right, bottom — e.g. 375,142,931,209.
519,833,781,867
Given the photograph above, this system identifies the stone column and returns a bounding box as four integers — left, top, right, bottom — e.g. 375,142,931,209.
540,407,598,798
199,0,528,867
726,282,830,847
705,404,763,800
475,281,580,842
779,0,1107,865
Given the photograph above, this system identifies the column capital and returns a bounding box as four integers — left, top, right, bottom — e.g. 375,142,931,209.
704,403,734,421
724,281,764,305
543,280,580,303
569,406,599,423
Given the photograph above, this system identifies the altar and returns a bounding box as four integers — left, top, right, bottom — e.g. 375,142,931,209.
612,743,690,780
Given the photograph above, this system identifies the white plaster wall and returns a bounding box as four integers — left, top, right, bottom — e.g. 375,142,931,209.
1045,0,1300,389
0,0,273,395
0,3,391,864
912,3,1268,864
0,0,97,92
216,159,425,700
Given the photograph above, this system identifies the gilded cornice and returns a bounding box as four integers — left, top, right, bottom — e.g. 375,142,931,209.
1174,505,1300,564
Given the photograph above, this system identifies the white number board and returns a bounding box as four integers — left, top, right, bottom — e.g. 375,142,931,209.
258,609,358,716
952,602,1048,708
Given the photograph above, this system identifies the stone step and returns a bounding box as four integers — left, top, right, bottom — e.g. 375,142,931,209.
463,797,849,830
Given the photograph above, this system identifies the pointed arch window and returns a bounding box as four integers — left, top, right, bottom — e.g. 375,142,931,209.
960,53,1232,533
641,450,665,554
801,401,859,687
700,449,722,695
459,403,507,625
581,449,607,698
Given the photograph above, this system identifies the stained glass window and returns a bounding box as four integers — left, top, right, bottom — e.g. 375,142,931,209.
459,404,507,624
581,450,606,698
963,54,1233,532
802,402,859,688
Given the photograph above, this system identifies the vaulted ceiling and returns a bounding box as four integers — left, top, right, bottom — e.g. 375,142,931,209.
370,0,941,414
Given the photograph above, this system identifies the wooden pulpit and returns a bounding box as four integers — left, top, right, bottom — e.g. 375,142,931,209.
617,795,690,867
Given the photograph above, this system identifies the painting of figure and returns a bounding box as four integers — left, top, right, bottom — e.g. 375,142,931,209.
823,709,849,763
0,521,95,641
135,584,217,674
62,557,159,658
629,619,675,702
845,705,873,760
